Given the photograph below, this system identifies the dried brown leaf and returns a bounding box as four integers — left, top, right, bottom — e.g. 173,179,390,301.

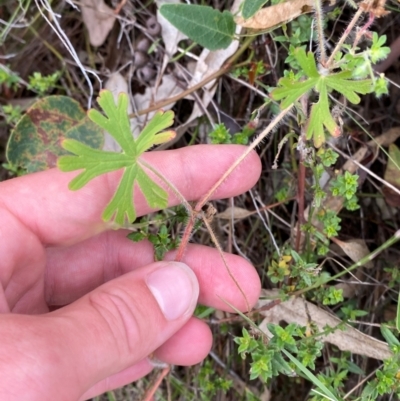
258,290,392,360
81,0,116,47
235,0,314,30
331,238,374,269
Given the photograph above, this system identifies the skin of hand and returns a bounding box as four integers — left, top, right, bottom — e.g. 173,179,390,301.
0,145,261,401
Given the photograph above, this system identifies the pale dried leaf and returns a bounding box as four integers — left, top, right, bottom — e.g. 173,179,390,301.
156,0,187,57
235,0,314,30
216,206,253,220
183,0,243,125
258,290,392,360
331,238,374,269
132,74,182,135
81,0,116,47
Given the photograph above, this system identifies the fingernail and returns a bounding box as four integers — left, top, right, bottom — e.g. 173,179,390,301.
146,262,199,321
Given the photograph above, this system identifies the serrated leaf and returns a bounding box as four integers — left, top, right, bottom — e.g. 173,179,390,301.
136,110,175,154
58,90,175,225
159,4,235,51
295,48,319,78
272,78,316,108
242,0,269,19
325,72,372,104
6,96,103,173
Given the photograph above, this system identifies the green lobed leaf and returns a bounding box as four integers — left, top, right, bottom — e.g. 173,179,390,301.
241,0,269,19
88,90,136,155
306,84,339,148
160,4,235,51
58,90,175,225
325,72,373,104
271,77,317,109
6,96,103,173
136,110,175,154
295,48,319,78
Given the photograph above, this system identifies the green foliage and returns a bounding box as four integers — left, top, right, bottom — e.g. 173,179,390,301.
196,360,232,400
58,90,176,225
235,325,326,387
159,4,235,51
1,104,22,125
127,205,189,260
0,65,19,90
330,171,358,200
209,122,255,145
272,48,373,147
241,0,268,19
28,71,60,96
369,33,390,64
318,209,341,238
317,148,339,167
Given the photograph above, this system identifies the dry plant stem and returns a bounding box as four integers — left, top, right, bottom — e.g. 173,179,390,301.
175,106,293,261
202,214,250,311
313,0,327,65
295,159,306,252
326,7,364,68
142,365,171,401
128,36,255,118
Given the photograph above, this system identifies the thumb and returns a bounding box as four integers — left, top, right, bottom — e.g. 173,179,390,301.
0,261,199,401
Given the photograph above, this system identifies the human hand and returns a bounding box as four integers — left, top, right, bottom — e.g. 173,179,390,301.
0,145,261,401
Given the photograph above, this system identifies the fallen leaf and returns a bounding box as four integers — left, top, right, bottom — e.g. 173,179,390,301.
330,238,374,269
156,0,187,57
235,0,314,30
6,96,103,172
258,290,392,360
132,74,182,135
81,0,116,47
216,206,253,220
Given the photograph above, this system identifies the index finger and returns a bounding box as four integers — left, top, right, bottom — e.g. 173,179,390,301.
0,145,261,246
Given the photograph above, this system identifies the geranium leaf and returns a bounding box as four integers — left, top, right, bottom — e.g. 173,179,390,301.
58,90,175,225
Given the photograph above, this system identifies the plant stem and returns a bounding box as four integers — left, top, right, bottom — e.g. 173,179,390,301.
326,8,364,68
314,0,327,65
175,106,292,260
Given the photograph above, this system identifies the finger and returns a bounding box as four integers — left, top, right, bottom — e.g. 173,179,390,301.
153,317,212,365
0,145,260,246
46,231,261,312
79,359,153,401
80,318,213,400
0,262,199,400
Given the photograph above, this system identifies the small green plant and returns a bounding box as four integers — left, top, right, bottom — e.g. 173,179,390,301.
28,71,61,96
0,65,20,90
1,104,22,125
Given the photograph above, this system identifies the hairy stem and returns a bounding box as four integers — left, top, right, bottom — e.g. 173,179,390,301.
175,105,292,266
326,8,364,68
313,0,327,65
202,214,250,312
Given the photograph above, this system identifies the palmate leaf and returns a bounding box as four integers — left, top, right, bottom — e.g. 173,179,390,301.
58,90,176,225
271,48,373,147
